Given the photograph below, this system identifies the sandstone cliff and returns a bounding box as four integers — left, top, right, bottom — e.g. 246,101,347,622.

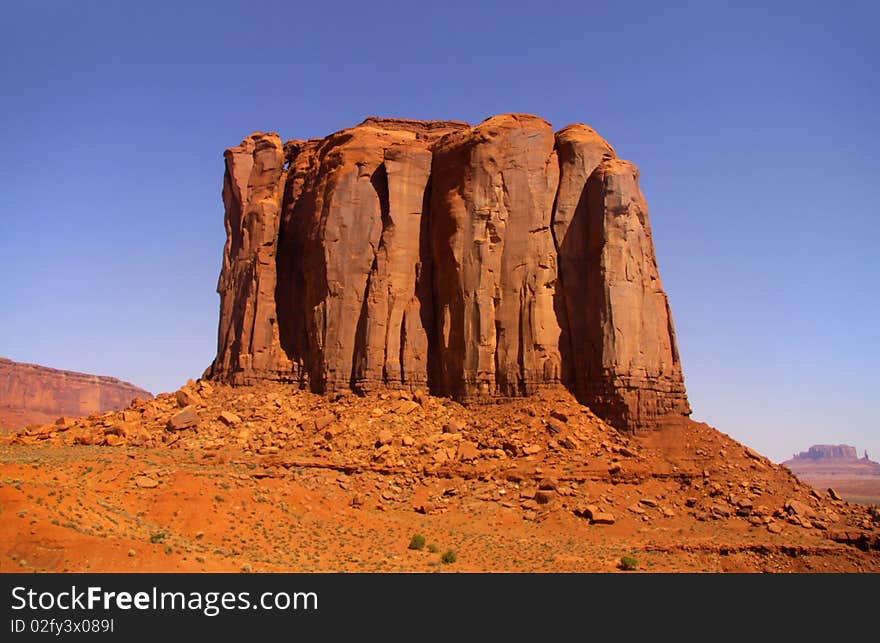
0,357,152,430
207,114,690,430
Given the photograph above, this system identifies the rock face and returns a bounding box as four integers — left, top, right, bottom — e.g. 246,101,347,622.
0,357,152,430
213,133,290,382
207,114,690,430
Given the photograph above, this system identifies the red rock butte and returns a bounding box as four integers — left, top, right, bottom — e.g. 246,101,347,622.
206,114,690,431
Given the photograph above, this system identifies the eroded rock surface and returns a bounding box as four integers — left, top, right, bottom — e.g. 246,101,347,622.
208,114,690,430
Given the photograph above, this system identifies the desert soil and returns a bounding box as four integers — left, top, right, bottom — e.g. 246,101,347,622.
2,382,878,573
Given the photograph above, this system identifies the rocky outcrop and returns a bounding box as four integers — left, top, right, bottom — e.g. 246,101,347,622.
552,125,688,427
0,357,152,430
213,132,291,383
207,114,690,430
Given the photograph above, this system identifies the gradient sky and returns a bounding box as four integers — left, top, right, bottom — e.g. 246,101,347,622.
1,1,877,463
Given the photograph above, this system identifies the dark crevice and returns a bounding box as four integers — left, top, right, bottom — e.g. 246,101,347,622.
351,254,378,392
493,319,502,394
275,167,311,387
351,163,390,391
417,174,439,393
371,163,391,233
374,163,392,386
399,311,407,385
517,288,526,397
549,147,577,396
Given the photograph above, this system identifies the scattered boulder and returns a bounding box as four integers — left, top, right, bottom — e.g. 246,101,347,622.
175,389,200,408
376,429,394,446
545,420,564,435
167,407,199,431
784,499,815,519
314,414,335,431
534,489,555,505
443,419,465,434
135,476,159,489
218,411,241,426
538,478,558,491
591,512,616,525
393,400,420,415
457,441,480,462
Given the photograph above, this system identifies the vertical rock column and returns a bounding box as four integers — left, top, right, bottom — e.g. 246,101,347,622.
278,120,462,393
211,132,290,384
358,143,434,391
552,124,617,396
431,114,563,399
581,159,690,427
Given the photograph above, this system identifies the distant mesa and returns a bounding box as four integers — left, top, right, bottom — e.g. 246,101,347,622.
206,114,690,431
782,444,880,505
789,445,861,461
0,357,152,432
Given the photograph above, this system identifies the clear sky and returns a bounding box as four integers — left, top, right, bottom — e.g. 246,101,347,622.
1,1,877,463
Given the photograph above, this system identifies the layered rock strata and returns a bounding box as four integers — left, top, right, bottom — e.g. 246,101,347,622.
0,357,152,430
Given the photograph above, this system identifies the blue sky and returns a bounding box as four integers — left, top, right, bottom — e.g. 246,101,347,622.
1,1,877,462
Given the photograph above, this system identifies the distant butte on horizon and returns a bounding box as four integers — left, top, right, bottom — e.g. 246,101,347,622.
207,113,690,432
782,444,880,505
785,444,876,464
0,357,152,432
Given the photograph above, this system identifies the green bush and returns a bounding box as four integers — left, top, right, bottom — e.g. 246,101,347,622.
150,531,167,544
619,556,638,571
441,549,457,564
427,543,439,553
408,534,426,550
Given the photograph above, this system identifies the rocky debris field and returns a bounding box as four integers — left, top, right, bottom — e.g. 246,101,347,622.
2,380,878,572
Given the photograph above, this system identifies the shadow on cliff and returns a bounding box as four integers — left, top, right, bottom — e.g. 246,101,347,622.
275,169,316,390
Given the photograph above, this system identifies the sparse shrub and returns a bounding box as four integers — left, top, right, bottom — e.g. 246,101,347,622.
619,556,638,571
441,549,457,564
150,531,167,544
408,534,426,550
427,543,439,553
